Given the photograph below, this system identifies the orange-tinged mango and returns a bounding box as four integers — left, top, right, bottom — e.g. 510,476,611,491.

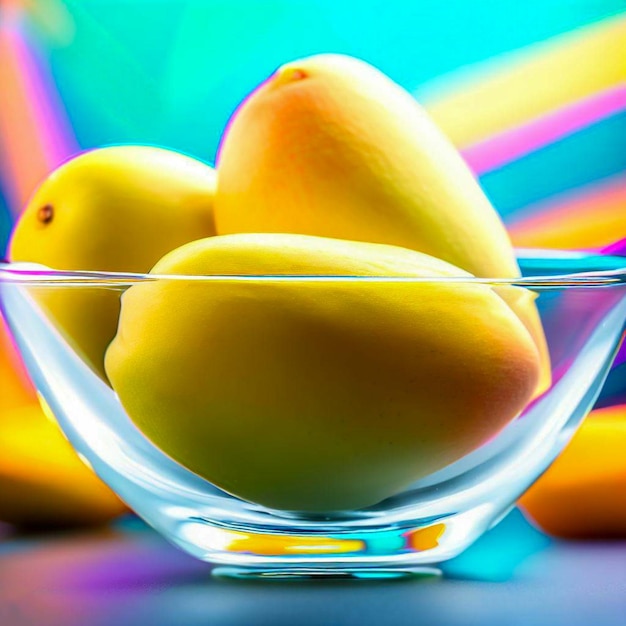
520,405,626,539
9,145,217,378
214,54,550,393
106,233,541,512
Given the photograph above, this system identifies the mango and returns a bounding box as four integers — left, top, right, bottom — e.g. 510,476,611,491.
0,314,126,527
519,405,626,538
105,233,541,512
9,145,216,378
214,54,550,393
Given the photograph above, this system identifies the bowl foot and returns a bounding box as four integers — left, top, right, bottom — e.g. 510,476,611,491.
212,565,442,581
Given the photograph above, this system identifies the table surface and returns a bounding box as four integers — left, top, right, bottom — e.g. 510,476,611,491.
1,509,625,626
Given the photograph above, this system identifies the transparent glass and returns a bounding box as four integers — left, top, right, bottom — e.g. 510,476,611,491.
1,249,625,580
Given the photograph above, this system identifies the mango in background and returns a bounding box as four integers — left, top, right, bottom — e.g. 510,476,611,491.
519,404,626,539
106,233,541,512
214,54,550,393
9,145,217,379
0,314,126,527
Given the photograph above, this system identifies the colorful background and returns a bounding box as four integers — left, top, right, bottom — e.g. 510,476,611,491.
1,0,625,407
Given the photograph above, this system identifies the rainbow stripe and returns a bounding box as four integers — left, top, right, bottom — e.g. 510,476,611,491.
462,85,626,176
0,10,77,214
420,14,626,252
508,174,626,249
425,14,626,148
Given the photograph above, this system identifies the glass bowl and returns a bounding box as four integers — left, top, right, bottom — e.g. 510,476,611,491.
1,249,625,580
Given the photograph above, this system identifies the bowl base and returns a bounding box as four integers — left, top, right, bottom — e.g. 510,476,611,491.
174,514,456,577
212,565,442,581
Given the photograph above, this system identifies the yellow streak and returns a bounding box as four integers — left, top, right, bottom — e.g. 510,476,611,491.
227,532,365,556
425,15,626,147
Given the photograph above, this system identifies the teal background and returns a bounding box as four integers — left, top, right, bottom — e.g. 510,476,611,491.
41,0,625,162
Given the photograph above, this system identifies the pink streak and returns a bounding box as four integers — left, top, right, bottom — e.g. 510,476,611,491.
0,20,77,214
602,237,626,256
462,84,626,175
8,26,77,173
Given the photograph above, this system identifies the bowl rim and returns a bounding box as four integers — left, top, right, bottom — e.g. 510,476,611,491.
1,259,625,288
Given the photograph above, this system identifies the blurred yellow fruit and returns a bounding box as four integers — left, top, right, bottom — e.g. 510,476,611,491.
9,145,217,378
519,405,626,539
0,315,126,527
106,233,541,512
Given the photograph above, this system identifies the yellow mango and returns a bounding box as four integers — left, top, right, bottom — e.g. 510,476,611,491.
105,233,541,512
0,315,126,527
214,54,550,393
9,145,216,378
